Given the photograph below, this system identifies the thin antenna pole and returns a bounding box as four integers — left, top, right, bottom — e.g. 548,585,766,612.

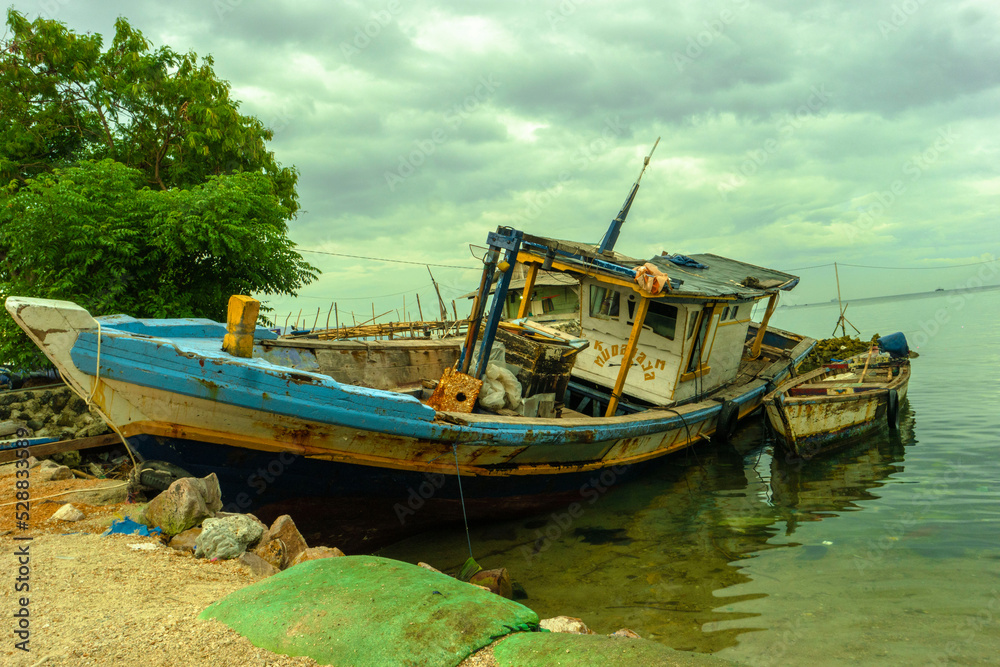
834,262,846,337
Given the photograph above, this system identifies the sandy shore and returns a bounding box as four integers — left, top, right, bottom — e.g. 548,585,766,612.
1,461,736,667
0,461,522,666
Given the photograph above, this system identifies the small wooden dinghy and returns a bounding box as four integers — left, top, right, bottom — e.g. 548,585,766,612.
763,334,911,459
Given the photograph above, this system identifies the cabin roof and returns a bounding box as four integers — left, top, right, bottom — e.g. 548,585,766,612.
518,234,799,299
645,253,800,298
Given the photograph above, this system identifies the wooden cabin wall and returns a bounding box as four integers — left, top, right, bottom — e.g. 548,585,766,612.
259,339,460,391
671,300,754,403
573,278,760,406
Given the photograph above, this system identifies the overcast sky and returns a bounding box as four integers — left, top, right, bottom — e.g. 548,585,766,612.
10,0,1000,323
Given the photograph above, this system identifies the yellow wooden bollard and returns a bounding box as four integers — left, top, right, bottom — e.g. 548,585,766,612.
222,295,260,358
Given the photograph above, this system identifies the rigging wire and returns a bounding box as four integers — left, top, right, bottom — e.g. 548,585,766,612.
783,258,998,272
298,248,476,270
270,284,436,302
300,248,996,274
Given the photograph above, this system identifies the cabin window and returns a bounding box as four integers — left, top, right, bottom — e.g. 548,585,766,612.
589,285,620,320
645,300,678,340
687,311,700,339
721,306,730,320
686,308,713,373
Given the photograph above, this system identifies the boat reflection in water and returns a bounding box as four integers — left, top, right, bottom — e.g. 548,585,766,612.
378,411,915,653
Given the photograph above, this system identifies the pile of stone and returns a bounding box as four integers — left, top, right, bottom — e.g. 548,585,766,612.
140,474,345,578
0,386,110,440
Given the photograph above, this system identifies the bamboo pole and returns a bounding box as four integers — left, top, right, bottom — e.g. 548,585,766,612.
416,293,424,321
427,266,448,321
859,340,877,383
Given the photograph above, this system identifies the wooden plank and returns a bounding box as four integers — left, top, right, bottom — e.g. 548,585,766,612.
0,433,121,464
517,262,540,319
606,296,650,417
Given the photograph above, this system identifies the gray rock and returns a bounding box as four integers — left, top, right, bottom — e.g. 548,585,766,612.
26,418,44,432
539,616,594,634
0,420,29,437
52,450,82,468
62,480,129,505
253,538,286,570
195,515,266,560
36,462,73,482
289,546,345,567
50,504,85,522
55,410,77,428
238,552,279,578
168,527,202,552
257,514,308,566
187,473,223,513
609,628,642,639
74,421,110,439
144,477,212,536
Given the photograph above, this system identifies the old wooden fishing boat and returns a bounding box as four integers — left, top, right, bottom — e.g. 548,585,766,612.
6,148,815,542
763,333,911,459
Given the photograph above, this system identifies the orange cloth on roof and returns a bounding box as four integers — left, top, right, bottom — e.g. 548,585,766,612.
634,263,670,296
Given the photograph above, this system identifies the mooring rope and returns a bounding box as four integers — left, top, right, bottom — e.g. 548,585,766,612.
452,444,475,560
85,321,102,405
67,320,140,478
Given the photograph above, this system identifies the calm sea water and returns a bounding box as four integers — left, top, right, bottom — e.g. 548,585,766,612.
379,288,1000,665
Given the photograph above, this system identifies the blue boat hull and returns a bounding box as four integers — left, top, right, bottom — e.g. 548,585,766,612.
128,433,656,550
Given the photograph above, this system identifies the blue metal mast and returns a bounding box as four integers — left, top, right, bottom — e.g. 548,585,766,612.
597,137,660,255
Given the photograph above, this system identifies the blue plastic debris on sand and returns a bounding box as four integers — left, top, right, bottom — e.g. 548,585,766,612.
104,518,162,537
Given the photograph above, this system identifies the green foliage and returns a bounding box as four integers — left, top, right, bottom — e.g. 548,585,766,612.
0,10,297,209
0,10,316,371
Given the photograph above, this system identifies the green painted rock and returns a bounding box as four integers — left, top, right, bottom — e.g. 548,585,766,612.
493,632,741,666
199,555,539,667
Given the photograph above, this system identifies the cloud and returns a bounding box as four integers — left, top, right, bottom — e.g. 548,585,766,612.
10,0,999,315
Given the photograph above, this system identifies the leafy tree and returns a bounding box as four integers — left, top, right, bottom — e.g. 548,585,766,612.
0,10,316,370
